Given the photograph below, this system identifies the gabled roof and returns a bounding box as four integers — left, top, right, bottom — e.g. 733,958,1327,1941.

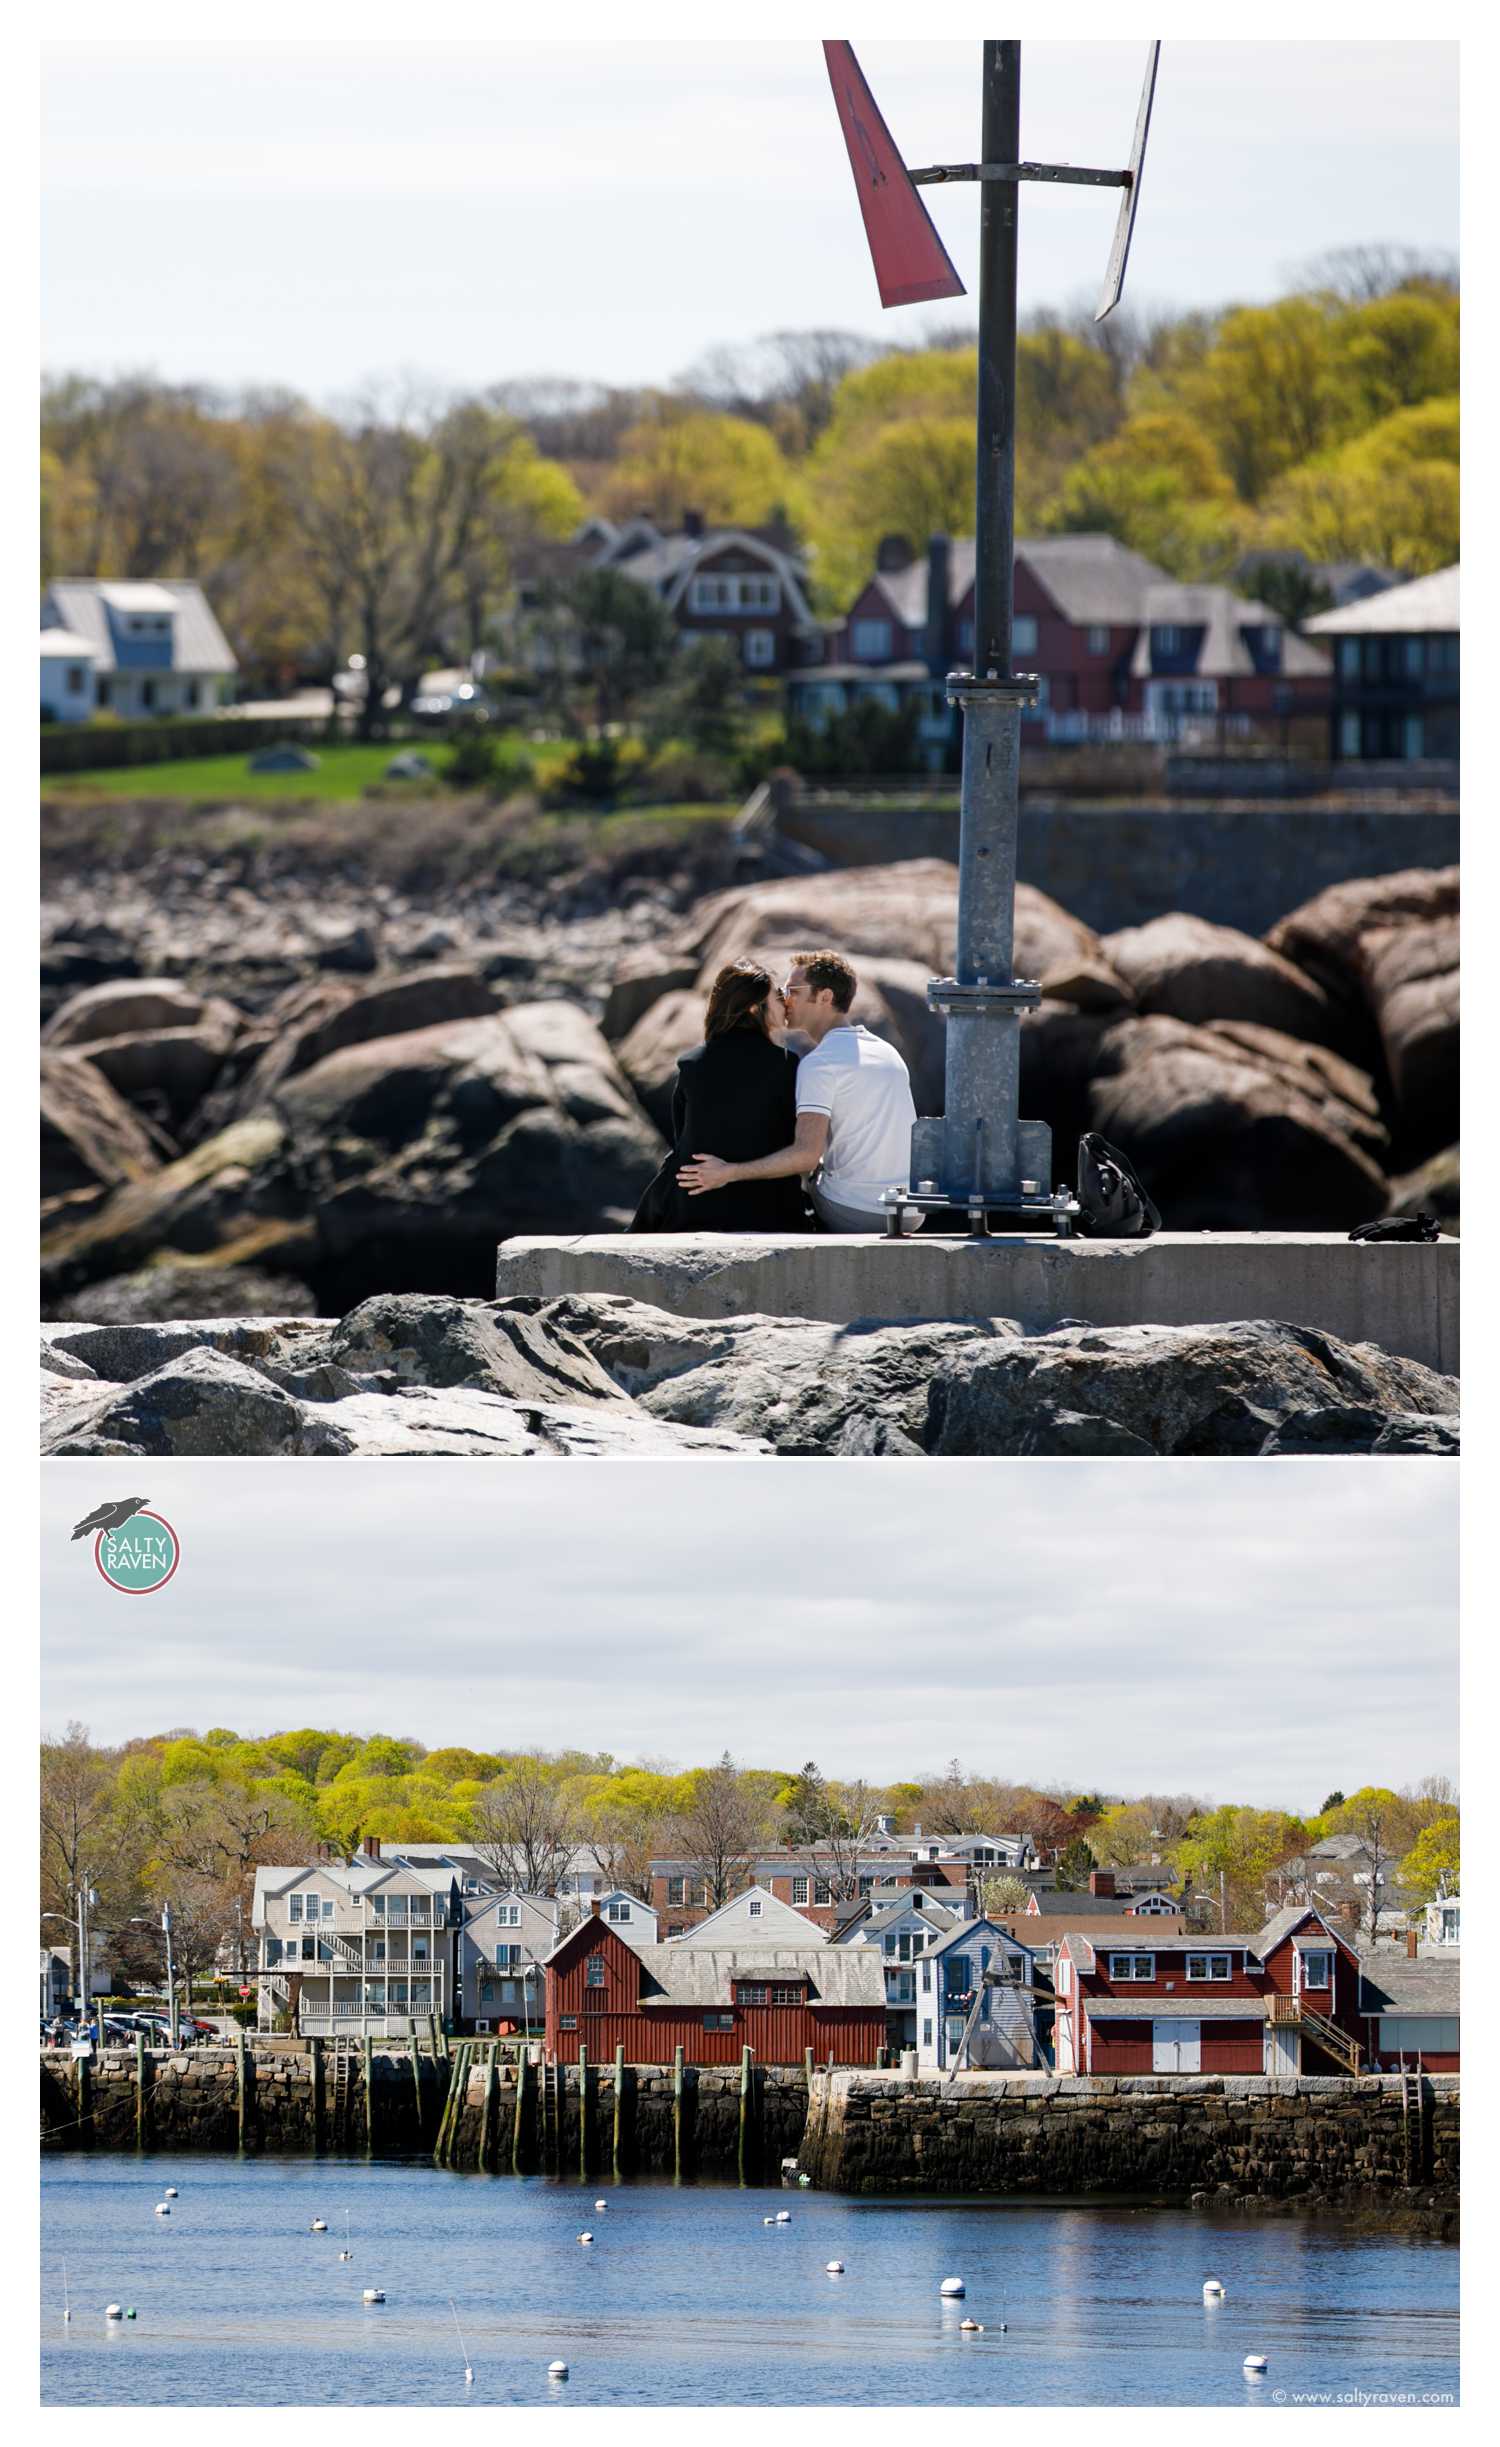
631,1943,886,2010
867,534,1172,630
42,579,238,674
1306,564,1459,636
668,1885,827,1947
912,1917,1038,1967
1029,1889,1180,1918
1358,1951,1460,2016
39,626,99,658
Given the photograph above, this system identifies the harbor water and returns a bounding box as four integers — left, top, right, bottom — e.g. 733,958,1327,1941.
41,2153,1458,2408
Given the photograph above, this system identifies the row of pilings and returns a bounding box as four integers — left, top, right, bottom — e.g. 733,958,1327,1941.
432,2043,810,2182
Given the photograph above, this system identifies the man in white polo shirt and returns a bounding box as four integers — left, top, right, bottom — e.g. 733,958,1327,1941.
677,948,922,1232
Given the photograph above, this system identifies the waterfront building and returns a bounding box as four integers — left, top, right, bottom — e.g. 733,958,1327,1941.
457,1889,557,2037
252,1856,457,2038
665,1884,828,1949
543,1906,887,2068
910,1919,1044,2072
1306,563,1459,763
830,1889,964,2051
41,579,238,719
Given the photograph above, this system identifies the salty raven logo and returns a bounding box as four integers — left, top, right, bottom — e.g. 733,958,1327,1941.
72,1496,152,1542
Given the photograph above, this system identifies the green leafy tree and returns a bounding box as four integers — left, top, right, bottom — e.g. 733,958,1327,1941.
1053,1837,1097,1891
601,404,795,528
1399,1815,1459,1906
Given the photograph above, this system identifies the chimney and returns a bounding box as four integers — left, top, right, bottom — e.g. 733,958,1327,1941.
1406,1929,1419,1959
925,535,951,674
682,507,705,540
1089,1869,1116,1898
590,1897,601,1917
876,532,914,573
365,1834,381,1861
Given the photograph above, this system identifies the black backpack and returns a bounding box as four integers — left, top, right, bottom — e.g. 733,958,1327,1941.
1349,1211,1441,1243
1076,1133,1161,1239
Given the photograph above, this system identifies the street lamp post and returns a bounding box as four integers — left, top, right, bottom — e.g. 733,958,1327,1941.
163,1903,179,2049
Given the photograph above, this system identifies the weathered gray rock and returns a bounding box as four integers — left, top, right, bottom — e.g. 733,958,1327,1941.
1357,917,1459,1151
684,860,961,975
296,1385,766,1458
1259,1404,1461,1456
1386,1144,1459,1229
41,1345,314,1456
43,1313,321,1384
1104,913,1340,1046
40,1114,308,1301
40,1337,97,1380
602,951,699,1043
49,1260,319,1325
621,1317,1023,1454
924,1319,1455,1458
76,1018,240,1121
318,1293,630,1407
1266,866,1458,1018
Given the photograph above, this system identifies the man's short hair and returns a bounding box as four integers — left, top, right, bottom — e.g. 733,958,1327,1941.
793,949,857,1013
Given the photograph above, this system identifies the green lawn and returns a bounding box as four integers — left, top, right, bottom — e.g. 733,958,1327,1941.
41,733,574,803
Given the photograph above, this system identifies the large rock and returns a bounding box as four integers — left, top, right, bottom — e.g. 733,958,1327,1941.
41,1345,314,1457
1266,866,1458,1015
49,1260,320,1325
923,1319,1456,1458
1085,1014,1389,1228
1356,918,1459,1153
1103,913,1340,1046
285,1386,766,1458
317,1293,630,1407
614,990,704,1135
44,977,233,1049
77,1019,241,1122
683,860,961,975
41,1049,169,1203
602,951,699,1043
40,1114,309,1302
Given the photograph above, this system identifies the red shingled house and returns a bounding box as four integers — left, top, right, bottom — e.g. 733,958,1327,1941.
1054,1905,1368,2076
543,1908,887,2068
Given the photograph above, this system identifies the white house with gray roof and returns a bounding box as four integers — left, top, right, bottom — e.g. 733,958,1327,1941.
832,1888,964,2047
252,1856,457,2037
458,1888,558,2035
668,1884,827,1950
42,580,238,720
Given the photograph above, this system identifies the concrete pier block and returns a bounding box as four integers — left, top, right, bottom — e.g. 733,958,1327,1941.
496,1232,1458,1376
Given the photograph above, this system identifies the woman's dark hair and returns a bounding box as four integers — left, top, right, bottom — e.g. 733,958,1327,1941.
705,959,777,1040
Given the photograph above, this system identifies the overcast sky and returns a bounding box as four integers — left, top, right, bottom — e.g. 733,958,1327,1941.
39,36,1458,399
41,1461,1455,1812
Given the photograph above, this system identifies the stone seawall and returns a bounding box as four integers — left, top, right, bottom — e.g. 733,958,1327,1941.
773,796,1460,938
800,2072,1459,2226
41,2052,1458,2228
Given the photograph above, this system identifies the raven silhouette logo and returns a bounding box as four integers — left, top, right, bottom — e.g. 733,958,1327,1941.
72,1496,152,1542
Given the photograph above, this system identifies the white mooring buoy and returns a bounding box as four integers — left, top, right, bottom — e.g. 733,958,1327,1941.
154,2203,170,2216
1203,2277,1225,2300
1244,2354,1268,2375
105,2304,123,2322
578,2231,594,2245
775,2209,791,2223
940,2276,966,2298
594,2198,608,2211
960,2318,983,2333
362,2288,385,2304
311,2219,328,2233
825,2259,845,2274
548,2359,569,2380
163,2186,178,2198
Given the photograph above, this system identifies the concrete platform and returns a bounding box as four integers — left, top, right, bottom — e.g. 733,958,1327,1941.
495,1232,1459,1377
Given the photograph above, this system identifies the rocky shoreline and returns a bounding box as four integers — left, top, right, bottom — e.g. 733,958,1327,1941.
40,1291,1458,1458
43,831,1459,1327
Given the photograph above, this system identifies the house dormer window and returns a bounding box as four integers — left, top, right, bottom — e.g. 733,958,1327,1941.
1151,625,1182,656
1299,1949,1333,1990
1108,1952,1156,1981
606,1900,629,1923
1186,1952,1233,1982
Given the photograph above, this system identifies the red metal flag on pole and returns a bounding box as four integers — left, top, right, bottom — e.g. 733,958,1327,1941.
823,40,965,309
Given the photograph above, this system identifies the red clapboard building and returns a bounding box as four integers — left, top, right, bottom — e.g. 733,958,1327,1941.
543,1907,887,2067
1054,1905,1368,2077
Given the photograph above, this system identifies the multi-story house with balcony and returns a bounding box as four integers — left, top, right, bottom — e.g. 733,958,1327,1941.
457,1888,558,2037
252,1845,458,2038
1053,1904,1369,2077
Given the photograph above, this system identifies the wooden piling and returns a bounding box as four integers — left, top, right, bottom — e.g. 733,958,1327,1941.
612,2045,624,2182
76,2050,91,2150
513,2051,528,2174
134,2031,148,2151
410,2038,425,2139
672,2045,684,2184
235,2029,248,2154
578,2046,590,2181
804,2045,815,2090
434,2041,466,2168
738,2046,752,2186
311,2036,325,2153
481,2053,499,2173
363,2033,374,2157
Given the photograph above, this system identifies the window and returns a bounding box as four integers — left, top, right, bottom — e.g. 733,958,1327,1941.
772,1986,803,2006
792,1877,809,1906
289,1896,303,1922
606,1900,629,1924
1300,1950,1333,1990
921,1963,932,1992
1186,1953,1233,1982
1378,2016,1457,2055
923,2020,933,2046
1339,712,1362,758
480,1981,493,2003
814,1881,831,1906
736,1984,768,2005
883,1935,896,1958
140,678,157,710
560,2015,577,2031
65,664,86,694
1056,1956,1071,1994
1012,615,1038,655
744,629,775,668
1404,637,1426,678
704,2011,734,2030
858,1876,874,1896
1403,715,1425,759
667,1877,685,1905
1087,625,1110,655
1152,625,1182,656
505,1905,521,1927
584,1955,605,1988
852,617,894,660
748,1900,763,1919
1339,638,1361,681
1108,1953,1156,1981
667,1923,685,1938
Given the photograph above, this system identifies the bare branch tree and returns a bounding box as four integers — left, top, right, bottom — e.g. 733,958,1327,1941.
671,1752,769,1910
467,1761,577,1896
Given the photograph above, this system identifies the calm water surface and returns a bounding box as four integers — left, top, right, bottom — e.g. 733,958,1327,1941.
41,2154,1458,2408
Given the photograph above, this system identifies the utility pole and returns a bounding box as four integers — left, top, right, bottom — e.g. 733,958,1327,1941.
825,40,1159,1236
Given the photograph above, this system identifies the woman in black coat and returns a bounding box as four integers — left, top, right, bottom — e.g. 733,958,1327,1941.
630,960,810,1232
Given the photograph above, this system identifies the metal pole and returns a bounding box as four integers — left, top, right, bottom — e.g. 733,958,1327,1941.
909,39,1057,1229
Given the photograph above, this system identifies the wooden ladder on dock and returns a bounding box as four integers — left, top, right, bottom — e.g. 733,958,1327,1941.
331,2041,355,2142
1400,2068,1426,2181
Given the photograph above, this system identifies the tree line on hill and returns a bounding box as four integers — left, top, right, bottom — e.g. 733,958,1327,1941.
40,1721,1459,1993
40,245,1457,716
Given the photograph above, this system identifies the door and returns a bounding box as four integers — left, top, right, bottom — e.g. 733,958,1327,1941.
1264,2023,1299,2076
1152,2020,1200,2072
